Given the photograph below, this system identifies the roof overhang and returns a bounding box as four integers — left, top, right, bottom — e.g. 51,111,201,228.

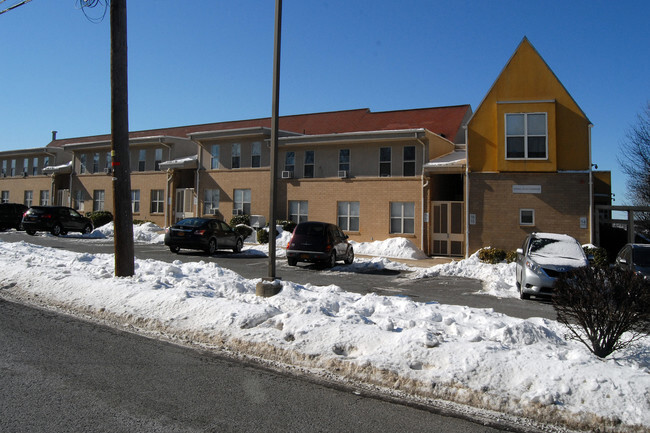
0,147,61,157
279,128,428,147
42,161,73,175
188,127,301,141
158,154,198,170
62,135,192,150
424,149,467,174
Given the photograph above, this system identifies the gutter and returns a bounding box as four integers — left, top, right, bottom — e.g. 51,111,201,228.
464,125,470,259
416,134,428,255
588,124,594,245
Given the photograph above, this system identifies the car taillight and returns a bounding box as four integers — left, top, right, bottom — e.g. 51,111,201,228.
325,244,332,252
42,214,52,219
195,229,206,235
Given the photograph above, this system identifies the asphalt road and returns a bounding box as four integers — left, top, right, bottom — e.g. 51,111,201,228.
0,230,557,320
0,298,509,433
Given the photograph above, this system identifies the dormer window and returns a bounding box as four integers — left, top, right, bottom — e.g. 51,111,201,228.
506,113,547,159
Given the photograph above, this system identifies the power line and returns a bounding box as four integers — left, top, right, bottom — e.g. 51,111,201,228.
0,0,34,16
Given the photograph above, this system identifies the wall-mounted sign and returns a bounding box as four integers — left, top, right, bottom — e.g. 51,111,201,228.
513,185,542,194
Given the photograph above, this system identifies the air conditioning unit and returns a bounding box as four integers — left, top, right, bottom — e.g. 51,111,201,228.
207,207,219,215
22,171,28,178
232,208,243,216
104,167,112,175
1,173,5,178
337,170,348,178
281,170,293,179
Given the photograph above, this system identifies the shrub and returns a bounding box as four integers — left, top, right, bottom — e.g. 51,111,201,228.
478,247,516,264
133,219,153,225
257,228,269,244
553,266,650,358
277,219,297,233
583,246,609,268
229,214,250,227
85,211,113,228
234,224,253,240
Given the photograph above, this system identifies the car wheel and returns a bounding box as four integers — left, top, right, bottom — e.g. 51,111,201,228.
51,224,63,236
26,229,36,236
327,251,337,268
169,246,180,253
0,225,6,232
82,224,93,235
519,284,530,300
206,238,217,255
287,258,297,266
344,247,354,265
232,238,243,253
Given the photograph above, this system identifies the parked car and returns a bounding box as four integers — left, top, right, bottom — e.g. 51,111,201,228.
615,243,650,278
286,221,354,267
164,217,243,254
515,232,589,300
0,202,28,231
22,206,94,236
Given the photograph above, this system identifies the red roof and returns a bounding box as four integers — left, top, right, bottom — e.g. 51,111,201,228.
47,105,471,148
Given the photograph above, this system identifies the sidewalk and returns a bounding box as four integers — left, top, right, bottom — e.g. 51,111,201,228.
356,254,457,268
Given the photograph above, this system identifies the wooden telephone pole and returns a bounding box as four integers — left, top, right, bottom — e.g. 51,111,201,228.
110,0,135,276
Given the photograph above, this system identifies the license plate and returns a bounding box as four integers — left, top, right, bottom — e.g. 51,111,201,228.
177,231,184,237
300,254,309,259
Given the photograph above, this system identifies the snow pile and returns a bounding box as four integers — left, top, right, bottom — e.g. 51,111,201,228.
350,237,428,260
85,221,165,243
0,239,648,432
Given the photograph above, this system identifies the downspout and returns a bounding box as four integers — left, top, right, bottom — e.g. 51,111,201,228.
588,124,594,245
464,126,470,259
157,139,173,225
416,134,428,255
69,151,76,208
166,169,173,227
44,150,57,205
194,140,202,217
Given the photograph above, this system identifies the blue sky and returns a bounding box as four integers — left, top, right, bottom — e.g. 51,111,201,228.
1,1,648,204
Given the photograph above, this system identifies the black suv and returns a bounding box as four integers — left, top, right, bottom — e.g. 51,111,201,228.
22,206,94,236
286,221,354,267
0,203,28,231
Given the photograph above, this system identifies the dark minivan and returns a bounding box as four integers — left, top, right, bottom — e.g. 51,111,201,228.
286,221,354,267
22,206,94,236
0,202,28,231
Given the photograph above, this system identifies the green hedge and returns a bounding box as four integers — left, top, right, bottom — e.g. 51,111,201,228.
478,247,517,264
85,211,113,228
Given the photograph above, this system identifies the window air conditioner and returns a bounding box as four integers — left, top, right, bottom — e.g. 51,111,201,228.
232,208,243,216
22,171,28,177
208,207,219,215
337,170,348,178
281,170,293,179
104,168,112,174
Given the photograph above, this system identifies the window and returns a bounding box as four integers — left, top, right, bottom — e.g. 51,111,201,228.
23,159,28,176
10,159,16,177
24,190,33,207
231,143,241,169
154,148,163,171
39,190,50,206
204,189,220,214
74,190,84,211
379,147,391,177
44,156,50,169
105,152,111,170
131,189,140,213
1,191,8,203
1,160,6,176
285,151,295,174
288,200,308,223
506,113,547,159
304,150,314,178
251,142,261,168
93,153,100,173
150,189,164,213
390,202,415,234
520,209,535,226
210,144,220,169
138,149,146,171
403,146,416,176
339,149,350,173
338,201,360,231
32,157,39,176
93,190,105,212
79,154,87,174
233,189,251,215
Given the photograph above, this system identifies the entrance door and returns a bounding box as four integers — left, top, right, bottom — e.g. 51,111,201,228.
175,188,195,222
431,201,464,256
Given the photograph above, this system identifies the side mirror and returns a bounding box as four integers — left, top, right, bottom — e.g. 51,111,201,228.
516,248,523,255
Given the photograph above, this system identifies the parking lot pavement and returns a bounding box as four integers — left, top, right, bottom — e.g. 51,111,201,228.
356,254,455,268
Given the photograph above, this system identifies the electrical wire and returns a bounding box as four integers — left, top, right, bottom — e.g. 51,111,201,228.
0,0,34,16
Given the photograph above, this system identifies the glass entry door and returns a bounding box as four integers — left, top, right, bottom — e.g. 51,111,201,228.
431,201,464,256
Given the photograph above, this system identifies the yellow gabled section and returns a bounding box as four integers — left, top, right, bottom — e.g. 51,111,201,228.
467,37,591,173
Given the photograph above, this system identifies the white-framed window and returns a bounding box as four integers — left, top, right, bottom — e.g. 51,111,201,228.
304,150,314,178
10,159,16,177
1,191,9,203
92,153,100,173
288,200,308,223
138,149,147,171
251,142,261,168
23,159,28,176
150,189,164,214
1,160,6,176
105,152,111,170
390,202,415,234
79,154,87,174
44,156,50,169
520,209,535,226
74,190,84,211
338,201,360,232
204,189,220,214
231,143,241,169
403,146,416,176
131,189,140,213
339,149,350,173
233,188,251,215
39,190,50,206
32,157,39,176
506,113,547,159
285,151,295,174
24,190,33,207
210,144,220,169
154,148,163,171
93,190,105,212
379,147,391,177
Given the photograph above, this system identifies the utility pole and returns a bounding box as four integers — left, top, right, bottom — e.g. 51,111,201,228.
110,0,134,277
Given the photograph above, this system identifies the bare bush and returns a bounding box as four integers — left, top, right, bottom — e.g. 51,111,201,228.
553,266,650,358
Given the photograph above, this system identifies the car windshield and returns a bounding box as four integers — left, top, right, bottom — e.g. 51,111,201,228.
633,247,650,267
175,218,205,227
529,236,584,260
